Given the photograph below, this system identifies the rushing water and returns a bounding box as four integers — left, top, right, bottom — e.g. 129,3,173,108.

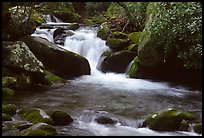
5,16,202,136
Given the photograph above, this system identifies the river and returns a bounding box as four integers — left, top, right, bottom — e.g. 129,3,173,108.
5,16,202,136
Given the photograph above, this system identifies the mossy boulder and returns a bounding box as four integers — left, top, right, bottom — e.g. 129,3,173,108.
141,108,196,131
110,31,128,39
106,38,130,51
97,50,136,73
23,122,56,136
2,41,46,85
128,31,141,45
18,108,54,125
97,23,110,40
2,76,17,88
2,113,12,121
193,123,202,134
2,88,14,98
20,36,90,79
50,111,73,126
2,104,17,116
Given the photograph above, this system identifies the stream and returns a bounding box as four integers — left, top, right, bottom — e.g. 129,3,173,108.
5,16,202,136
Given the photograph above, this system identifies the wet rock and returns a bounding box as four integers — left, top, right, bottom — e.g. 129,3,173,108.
22,122,56,136
18,108,54,125
2,41,46,85
20,36,90,79
95,116,117,125
97,50,136,73
193,123,202,134
97,22,110,40
68,23,80,30
2,76,17,88
50,111,73,126
106,37,130,51
141,108,197,131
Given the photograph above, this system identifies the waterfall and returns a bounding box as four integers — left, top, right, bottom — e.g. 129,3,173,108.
63,27,110,75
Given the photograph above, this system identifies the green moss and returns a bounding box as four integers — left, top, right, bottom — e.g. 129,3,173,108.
2,76,17,88
2,88,14,98
44,70,63,84
25,123,56,136
193,123,202,134
127,56,139,77
110,31,128,39
142,108,198,131
128,44,138,52
18,108,54,125
97,26,110,40
2,113,12,121
101,51,112,58
2,104,17,116
128,32,141,45
106,38,130,50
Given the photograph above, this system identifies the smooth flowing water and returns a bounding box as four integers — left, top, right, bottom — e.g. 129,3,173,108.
6,17,202,136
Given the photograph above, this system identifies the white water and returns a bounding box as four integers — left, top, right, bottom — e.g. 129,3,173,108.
30,16,201,136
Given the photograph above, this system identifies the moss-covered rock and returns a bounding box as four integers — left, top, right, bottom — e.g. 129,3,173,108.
50,111,73,126
54,12,81,23
97,50,136,73
20,36,90,79
128,31,141,45
110,31,128,39
193,123,202,134
126,56,139,77
2,113,12,121
2,88,14,98
141,108,196,131
2,41,46,86
2,76,17,88
2,104,17,116
97,23,110,40
18,108,54,125
23,122,56,136
106,37,130,51
44,70,63,84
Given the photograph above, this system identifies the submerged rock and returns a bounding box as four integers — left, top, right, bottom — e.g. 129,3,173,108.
20,36,90,79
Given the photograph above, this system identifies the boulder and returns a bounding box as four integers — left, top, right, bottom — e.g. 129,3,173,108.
50,111,73,126
2,76,17,88
20,36,91,79
67,23,80,30
18,108,54,125
97,50,136,73
141,108,197,131
95,116,117,125
106,37,130,51
23,122,56,136
2,41,46,85
54,12,81,23
128,31,141,45
193,123,202,134
110,31,128,39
